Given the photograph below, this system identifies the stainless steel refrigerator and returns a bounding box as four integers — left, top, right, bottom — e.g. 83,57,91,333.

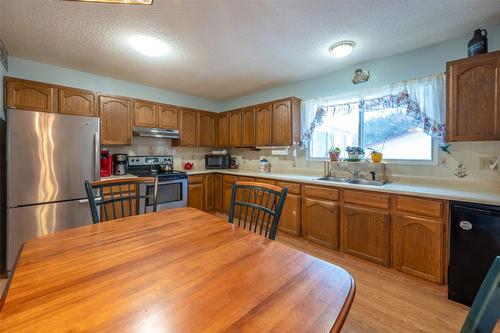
6,109,100,272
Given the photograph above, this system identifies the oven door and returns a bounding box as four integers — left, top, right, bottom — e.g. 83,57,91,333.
141,178,187,212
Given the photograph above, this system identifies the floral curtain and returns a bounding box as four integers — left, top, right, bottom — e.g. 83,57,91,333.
300,73,446,146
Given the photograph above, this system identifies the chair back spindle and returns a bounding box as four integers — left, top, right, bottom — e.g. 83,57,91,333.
84,177,158,224
229,181,288,240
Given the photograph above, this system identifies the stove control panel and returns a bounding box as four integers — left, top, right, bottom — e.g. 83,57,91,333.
128,156,173,166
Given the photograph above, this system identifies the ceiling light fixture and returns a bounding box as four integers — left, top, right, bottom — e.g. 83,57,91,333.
329,40,355,58
128,35,170,57
65,0,153,5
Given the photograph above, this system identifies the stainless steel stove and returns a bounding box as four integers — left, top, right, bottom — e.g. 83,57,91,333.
128,156,187,211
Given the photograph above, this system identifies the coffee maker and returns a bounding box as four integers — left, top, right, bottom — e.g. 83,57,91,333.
113,154,128,175
100,149,112,177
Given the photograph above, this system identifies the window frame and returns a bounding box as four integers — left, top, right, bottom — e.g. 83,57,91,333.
306,102,439,166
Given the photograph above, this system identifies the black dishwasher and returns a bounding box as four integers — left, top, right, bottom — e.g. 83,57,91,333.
448,201,500,306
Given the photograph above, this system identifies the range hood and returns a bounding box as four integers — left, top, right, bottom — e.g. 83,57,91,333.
133,126,179,139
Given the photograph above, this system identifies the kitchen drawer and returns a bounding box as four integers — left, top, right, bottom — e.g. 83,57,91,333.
255,177,276,186
188,175,204,184
238,176,256,182
223,175,237,183
344,190,390,210
277,181,301,195
397,196,443,219
303,185,339,201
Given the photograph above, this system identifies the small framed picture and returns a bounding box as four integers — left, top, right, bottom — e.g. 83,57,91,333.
0,39,8,71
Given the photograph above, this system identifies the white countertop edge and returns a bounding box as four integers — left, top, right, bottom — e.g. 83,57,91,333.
186,169,500,206
101,174,139,180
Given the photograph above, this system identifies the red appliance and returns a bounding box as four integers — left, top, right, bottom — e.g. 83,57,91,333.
100,149,112,177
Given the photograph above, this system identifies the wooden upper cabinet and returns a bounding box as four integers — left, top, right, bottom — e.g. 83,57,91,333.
241,106,255,147
217,113,229,147
446,51,500,141
99,95,132,145
228,109,242,147
58,88,97,117
272,97,301,146
179,108,198,147
158,105,179,129
198,111,216,147
255,103,272,146
134,100,157,127
5,77,56,113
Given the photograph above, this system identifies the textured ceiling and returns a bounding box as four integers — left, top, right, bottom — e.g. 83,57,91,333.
1,0,500,100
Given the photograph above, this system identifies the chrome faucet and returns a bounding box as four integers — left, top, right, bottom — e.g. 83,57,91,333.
350,170,360,179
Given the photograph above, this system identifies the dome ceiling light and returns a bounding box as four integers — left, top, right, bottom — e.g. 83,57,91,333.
329,40,355,58
128,35,170,57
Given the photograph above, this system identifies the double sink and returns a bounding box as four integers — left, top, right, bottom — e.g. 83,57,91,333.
317,176,387,187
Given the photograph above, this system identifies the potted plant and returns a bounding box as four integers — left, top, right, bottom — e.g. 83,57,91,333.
368,148,383,163
328,147,341,161
367,139,386,163
345,146,365,161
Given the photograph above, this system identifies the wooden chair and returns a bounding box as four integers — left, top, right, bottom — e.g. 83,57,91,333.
461,256,500,333
229,181,288,240
84,177,158,224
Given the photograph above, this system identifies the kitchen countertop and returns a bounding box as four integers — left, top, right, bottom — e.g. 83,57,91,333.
186,169,500,206
101,174,138,180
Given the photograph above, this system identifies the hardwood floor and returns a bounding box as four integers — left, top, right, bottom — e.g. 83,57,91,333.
276,232,470,333
213,211,480,332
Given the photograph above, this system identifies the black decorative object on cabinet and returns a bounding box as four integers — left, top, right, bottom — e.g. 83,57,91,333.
468,29,488,57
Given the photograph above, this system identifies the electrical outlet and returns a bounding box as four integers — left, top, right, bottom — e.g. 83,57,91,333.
479,156,497,170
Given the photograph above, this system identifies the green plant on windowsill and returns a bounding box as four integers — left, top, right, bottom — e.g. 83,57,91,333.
328,146,341,161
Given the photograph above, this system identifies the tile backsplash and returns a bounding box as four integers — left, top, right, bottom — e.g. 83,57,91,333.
230,141,500,190
104,137,212,170
106,137,500,191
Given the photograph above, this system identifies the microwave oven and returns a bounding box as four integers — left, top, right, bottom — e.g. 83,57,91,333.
205,154,231,169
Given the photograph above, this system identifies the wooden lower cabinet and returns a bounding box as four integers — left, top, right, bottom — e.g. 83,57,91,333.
341,205,391,266
207,173,448,284
204,173,215,211
279,193,301,236
301,197,339,249
214,174,223,212
187,175,204,211
395,214,444,283
222,175,237,214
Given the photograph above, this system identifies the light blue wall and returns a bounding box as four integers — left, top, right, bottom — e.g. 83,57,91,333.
221,24,500,110
6,57,222,111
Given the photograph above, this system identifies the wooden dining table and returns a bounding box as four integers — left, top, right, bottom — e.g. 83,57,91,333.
0,207,355,332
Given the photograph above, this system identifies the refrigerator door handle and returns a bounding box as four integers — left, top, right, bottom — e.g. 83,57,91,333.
78,197,102,204
94,132,100,181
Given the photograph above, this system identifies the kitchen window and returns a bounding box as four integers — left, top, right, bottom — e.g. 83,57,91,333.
303,74,445,165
